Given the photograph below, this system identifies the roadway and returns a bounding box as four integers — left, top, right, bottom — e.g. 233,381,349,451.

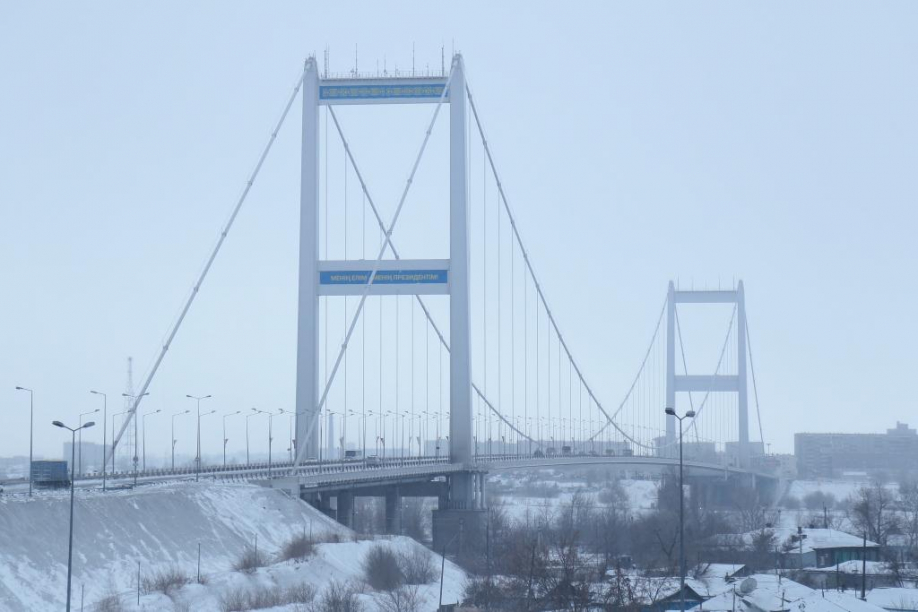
0,453,773,497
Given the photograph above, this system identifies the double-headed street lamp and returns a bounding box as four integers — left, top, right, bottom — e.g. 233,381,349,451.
246,408,263,465
286,410,307,463
52,419,95,612
195,407,216,481
171,409,190,471
267,409,284,478
77,408,99,476
222,410,242,468
185,394,212,481
664,406,696,612
89,390,108,490
14,386,34,496
142,409,161,471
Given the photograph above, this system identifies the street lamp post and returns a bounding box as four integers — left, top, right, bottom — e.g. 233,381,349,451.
186,395,212,481
268,409,284,478
53,419,95,612
141,409,161,472
285,410,307,464
222,410,242,468
246,408,263,465
77,408,99,477
664,406,696,612
89,391,107,490
14,386,34,496
195,409,216,479
111,410,129,474
122,392,149,487
171,410,190,471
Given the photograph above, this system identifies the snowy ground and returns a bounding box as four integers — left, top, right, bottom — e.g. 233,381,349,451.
0,482,465,611
785,479,882,503
494,476,658,522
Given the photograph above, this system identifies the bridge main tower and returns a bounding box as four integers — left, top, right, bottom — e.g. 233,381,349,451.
295,54,479,514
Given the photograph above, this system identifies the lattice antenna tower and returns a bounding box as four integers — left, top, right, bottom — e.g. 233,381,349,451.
123,356,135,470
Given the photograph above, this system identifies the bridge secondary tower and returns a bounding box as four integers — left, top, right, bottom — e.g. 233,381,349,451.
665,280,750,466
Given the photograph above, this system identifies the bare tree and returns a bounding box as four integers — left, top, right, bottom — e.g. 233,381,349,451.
375,585,422,612
847,483,900,546
732,485,769,532
899,480,918,560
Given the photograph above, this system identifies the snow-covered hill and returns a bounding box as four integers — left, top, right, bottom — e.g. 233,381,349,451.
0,482,466,610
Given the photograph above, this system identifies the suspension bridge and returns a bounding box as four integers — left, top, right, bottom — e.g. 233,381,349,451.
102,53,772,544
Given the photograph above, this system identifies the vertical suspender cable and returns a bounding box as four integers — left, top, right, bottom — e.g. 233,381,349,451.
497,168,502,453
323,104,329,460
362,187,366,458
343,144,348,455
746,319,765,449
524,266,529,450
511,222,515,452
411,298,415,456
482,139,488,454
327,107,531,446
396,296,400,456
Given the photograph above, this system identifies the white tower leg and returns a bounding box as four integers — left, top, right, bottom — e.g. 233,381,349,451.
448,54,474,505
296,58,320,459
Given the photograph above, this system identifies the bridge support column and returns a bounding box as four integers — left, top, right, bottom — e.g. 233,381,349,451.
432,469,487,553
336,490,354,529
385,487,401,535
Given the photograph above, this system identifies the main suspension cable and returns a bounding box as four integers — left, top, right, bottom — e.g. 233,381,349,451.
108,63,309,460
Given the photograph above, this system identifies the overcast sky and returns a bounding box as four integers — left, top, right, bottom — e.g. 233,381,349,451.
2,2,917,460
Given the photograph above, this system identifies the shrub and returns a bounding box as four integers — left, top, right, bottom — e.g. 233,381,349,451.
597,480,629,508
285,582,318,604
375,585,422,612
314,580,363,612
141,565,192,596
362,544,403,591
220,582,315,612
279,533,316,562
803,490,836,510
398,547,436,584
220,588,249,612
233,546,269,574
93,594,124,612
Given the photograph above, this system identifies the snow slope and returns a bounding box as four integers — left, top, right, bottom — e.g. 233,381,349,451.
0,482,464,611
